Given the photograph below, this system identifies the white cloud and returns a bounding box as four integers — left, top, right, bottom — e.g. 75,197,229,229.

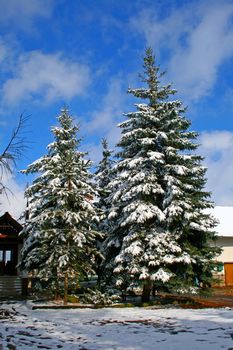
0,174,26,221
0,0,54,30
200,131,233,152
2,51,91,104
81,77,128,165
130,1,233,100
85,77,126,134
199,130,233,205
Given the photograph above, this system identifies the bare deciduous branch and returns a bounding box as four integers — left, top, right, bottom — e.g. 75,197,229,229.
0,114,29,196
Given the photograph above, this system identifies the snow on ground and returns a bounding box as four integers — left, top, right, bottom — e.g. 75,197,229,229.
0,302,233,349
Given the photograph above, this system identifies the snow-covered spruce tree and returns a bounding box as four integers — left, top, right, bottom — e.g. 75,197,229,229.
95,138,114,281
102,48,219,302
95,138,114,231
19,108,101,304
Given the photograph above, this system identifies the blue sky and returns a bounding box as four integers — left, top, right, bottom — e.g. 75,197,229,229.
1,0,233,218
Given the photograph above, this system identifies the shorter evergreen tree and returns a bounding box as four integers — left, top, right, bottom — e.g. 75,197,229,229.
19,108,101,303
95,138,114,231
95,138,114,280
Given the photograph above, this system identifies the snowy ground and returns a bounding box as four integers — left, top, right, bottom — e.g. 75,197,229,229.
0,302,233,350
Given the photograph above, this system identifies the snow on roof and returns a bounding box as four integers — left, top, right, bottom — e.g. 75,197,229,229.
211,206,233,237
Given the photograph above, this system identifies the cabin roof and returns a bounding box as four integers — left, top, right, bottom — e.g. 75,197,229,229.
0,212,23,233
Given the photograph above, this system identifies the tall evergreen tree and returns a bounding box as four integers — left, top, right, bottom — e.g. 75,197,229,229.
19,108,101,303
95,138,114,231
102,48,219,301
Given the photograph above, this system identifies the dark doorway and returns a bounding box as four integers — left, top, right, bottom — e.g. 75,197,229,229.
0,247,17,275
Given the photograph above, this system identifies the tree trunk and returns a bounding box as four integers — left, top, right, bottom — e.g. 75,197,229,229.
141,282,151,303
54,276,60,300
152,284,156,297
75,272,79,290
64,272,68,305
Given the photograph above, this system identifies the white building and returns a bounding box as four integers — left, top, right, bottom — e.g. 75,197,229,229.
212,206,233,286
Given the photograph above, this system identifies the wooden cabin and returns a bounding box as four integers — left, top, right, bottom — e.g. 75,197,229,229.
0,212,27,297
